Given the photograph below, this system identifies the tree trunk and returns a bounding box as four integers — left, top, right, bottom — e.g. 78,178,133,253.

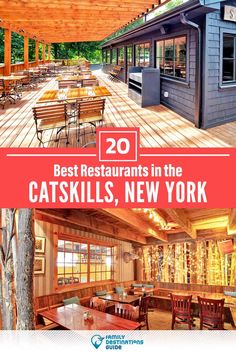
15,209,35,330
0,209,16,330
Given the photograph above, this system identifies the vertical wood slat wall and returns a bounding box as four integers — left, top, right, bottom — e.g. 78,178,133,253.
34,219,134,297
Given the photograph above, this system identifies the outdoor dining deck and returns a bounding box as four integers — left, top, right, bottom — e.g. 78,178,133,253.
0,69,236,148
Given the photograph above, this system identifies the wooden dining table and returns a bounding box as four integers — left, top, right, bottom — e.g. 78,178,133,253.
37,86,112,103
1,75,27,82
39,304,140,330
99,293,141,305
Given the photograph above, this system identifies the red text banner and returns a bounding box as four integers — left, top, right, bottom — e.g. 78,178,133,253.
0,128,235,208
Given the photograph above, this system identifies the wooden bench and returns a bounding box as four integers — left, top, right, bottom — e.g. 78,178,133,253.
109,65,122,81
34,281,134,329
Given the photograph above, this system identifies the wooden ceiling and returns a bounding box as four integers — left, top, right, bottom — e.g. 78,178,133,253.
35,208,236,245
0,0,169,43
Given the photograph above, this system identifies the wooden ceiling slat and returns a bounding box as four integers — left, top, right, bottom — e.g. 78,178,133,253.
0,0,163,42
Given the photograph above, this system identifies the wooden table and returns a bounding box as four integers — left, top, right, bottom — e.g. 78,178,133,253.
39,304,140,330
56,75,97,81
99,293,141,305
37,86,112,103
1,75,27,82
133,288,154,296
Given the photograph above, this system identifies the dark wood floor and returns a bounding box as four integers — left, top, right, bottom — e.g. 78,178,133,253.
1,69,236,147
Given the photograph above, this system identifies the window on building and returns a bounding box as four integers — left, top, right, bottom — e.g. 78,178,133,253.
29,39,36,62
127,46,133,67
112,48,117,64
156,36,187,80
222,34,236,83
118,47,125,66
135,43,150,67
11,32,24,64
57,238,114,287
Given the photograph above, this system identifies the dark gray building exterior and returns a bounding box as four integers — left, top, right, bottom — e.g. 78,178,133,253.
102,0,236,129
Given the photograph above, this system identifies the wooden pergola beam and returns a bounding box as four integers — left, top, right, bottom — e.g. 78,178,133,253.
100,209,168,242
35,209,147,245
164,209,197,239
3,28,11,75
0,0,170,42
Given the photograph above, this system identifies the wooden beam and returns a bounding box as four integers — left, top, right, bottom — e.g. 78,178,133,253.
24,36,29,70
100,209,168,242
229,209,236,230
48,44,51,62
164,209,197,239
35,209,147,245
3,28,11,76
0,0,170,42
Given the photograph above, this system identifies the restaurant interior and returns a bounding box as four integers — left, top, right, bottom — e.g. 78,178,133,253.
1,208,236,331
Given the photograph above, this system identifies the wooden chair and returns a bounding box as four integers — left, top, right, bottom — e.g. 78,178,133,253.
82,79,98,87
109,65,122,81
138,295,151,330
58,80,78,89
170,293,193,330
76,98,105,144
90,297,107,312
114,303,139,321
198,296,225,330
32,103,69,147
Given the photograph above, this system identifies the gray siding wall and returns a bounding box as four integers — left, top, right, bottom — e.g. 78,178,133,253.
160,29,196,123
103,25,197,123
203,1,236,128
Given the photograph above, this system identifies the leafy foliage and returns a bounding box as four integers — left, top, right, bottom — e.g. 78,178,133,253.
0,28,4,64
51,42,102,64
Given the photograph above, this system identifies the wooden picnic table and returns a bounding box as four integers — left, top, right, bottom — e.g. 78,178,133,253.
99,293,141,305
56,75,97,81
37,86,112,103
39,303,140,330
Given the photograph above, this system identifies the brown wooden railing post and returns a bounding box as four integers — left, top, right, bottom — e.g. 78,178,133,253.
35,41,39,66
24,36,29,69
4,28,11,76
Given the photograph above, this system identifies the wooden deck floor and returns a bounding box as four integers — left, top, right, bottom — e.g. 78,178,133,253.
0,69,236,148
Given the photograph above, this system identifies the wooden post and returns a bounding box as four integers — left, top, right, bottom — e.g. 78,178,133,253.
24,36,29,70
42,43,46,63
3,29,11,76
35,41,39,66
48,44,51,62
